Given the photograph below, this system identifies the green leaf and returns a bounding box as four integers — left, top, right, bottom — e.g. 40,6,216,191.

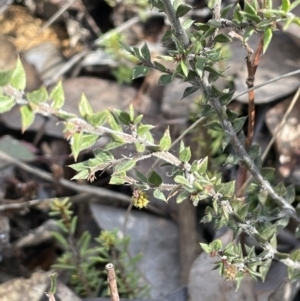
129,103,135,122
159,127,172,151
182,86,199,100
134,142,146,152
224,152,240,165
69,161,89,172
182,19,195,29
176,3,192,17
180,60,188,77
51,232,69,249
263,27,273,54
153,189,167,201
117,111,131,125
50,81,65,109
239,11,261,22
215,34,231,43
218,181,235,196
285,185,295,203
0,69,13,86
137,124,155,136
210,239,222,251
71,169,89,180
226,109,238,122
244,0,257,16
78,231,91,255
174,175,191,186
94,149,114,161
141,43,151,61
260,167,275,180
132,66,149,79
133,46,143,60
71,132,83,161
289,0,300,11
104,141,124,150
135,169,148,183
248,144,260,160
86,111,108,127
221,3,234,18
258,189,268,205
79,93,93,117
158,74,172,85
81,133,98,150
20,105,35,133
176,190,190,203
0,95,15,113
153,61,167,72
134,114,143,125
232,116,247,132
197,157,208,175
107,111,122,131
243,28,255,42
205,121,223,131
119,41,134,55
200,242,212,253
109,174,126,185
288,249,300,279
148,170,163,186
10,58,26,90
114,159,136,173
195,58,205,77
179,147,191,162
261,224,277,240
26,87,48,104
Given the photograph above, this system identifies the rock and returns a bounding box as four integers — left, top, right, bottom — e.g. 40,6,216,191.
227,31,300,104
90,204,180,299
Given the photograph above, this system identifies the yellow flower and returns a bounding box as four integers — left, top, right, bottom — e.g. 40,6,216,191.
132,190,149,209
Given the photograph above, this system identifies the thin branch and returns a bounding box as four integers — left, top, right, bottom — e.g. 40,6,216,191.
106,263,120,301
160,0,299,223
237,86,300,195
204,81,299,222
161,0,190,48
234,68,300,100
0,150,130,202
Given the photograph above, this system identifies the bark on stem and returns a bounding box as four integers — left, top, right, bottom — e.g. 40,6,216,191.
106,263,120,301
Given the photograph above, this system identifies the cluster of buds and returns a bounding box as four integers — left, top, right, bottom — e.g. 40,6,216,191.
223,263,238,280
132,189,149,209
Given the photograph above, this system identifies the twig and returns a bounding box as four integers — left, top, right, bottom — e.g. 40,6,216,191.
205,82,299,222
40,0,77,32
0,150,165,215
237,86,300,195
161,0,190,48
234,68,300,100
230,32,263,196
0,193,89,211
160,0,299,223
147,116,205,174
0,149,129,201
105,263,120,301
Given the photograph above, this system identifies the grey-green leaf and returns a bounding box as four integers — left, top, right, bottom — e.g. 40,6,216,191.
141,43,151,61
0,95,15,113
148,170,163,186
132,66,149,79
10,58,26,90
158,74,172,85
50,81,65,109
176,4,192,17
263,27,273,54
159,127,171,151
20,105,35,133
